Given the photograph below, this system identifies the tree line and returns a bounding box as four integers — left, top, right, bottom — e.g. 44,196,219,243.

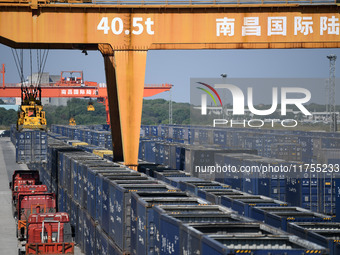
0,98,335,128
0,98,191,128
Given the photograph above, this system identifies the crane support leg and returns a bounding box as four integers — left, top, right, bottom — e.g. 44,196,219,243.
115,50,147,169
100,45,147,169
102,52,124,162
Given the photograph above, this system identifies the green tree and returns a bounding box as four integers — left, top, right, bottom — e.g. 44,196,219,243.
141,99,190,125
45,98,107,126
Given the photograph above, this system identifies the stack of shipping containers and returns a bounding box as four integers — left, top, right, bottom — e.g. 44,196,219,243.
16,123,340,254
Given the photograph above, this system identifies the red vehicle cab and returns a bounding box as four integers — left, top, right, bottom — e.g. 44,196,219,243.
13,185,48,207
17,193,56,240
21,212,74,255
10,170,41,193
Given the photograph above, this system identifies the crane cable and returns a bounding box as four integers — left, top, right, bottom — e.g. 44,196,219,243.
11,48,49,87
30,49,32,86
36,49,49,87
11,48,24,84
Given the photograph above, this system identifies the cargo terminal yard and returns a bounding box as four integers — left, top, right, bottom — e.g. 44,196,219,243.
4,123,340,255
2,0,340,254
4,70,340,254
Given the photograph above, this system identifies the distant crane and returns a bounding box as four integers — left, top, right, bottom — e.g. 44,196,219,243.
0,67,173,125
327,54,337,132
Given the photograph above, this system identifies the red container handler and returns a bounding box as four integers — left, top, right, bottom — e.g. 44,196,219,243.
17,193,57,241
12,184,48,218
10,170,41,193
13,185,48,205
22,212,74,255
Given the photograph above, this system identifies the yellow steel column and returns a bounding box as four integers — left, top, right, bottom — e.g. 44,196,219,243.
114,50,148,170
100,44,124,162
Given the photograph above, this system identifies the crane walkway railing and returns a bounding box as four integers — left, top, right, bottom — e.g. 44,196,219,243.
90,0,337,4
0,0,337,6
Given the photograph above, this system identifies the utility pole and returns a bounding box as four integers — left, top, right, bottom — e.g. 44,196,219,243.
221,74,227,119
169,89,173,125
325,79,329,114
327,54,337,132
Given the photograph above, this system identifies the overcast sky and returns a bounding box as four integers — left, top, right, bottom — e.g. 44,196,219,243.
1,43,340,104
